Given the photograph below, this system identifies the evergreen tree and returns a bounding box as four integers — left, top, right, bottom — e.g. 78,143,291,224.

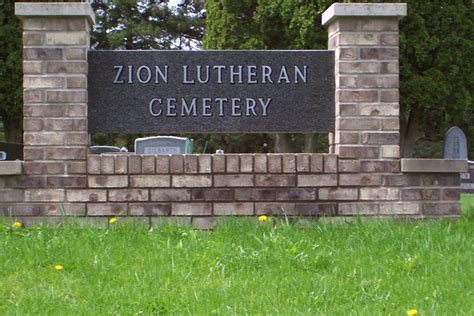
0,0,23,143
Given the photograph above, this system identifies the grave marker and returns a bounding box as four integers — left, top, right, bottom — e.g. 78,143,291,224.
135,136,193,155
444,126,468,160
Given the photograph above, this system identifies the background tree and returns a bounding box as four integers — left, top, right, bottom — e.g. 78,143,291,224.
0,0,23,143
398,0,473,157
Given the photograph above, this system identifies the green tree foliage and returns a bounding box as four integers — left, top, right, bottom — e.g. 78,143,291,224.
0,0,23,143
91,0,204,50
399,0,474,157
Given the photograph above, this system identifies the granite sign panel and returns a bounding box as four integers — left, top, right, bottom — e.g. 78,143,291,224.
88,50,335,133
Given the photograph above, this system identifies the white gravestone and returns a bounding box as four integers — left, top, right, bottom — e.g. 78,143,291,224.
135,136,193,155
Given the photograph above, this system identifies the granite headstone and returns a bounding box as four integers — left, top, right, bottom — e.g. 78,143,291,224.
444,126,468,160
135,136,193,155
88,50,335,133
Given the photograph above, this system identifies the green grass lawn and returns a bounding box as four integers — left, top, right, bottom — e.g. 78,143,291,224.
1,196,473,315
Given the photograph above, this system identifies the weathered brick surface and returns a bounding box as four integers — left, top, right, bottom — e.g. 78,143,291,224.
214,175,254,187
128,156,142,174
214,203,254,215
24,189,64,202
359,187,400,200
212,155,226,173
267,154,282,173
46,175,86,188
156,156,170,173
108,189,148,202
151,189,191,202
256,175,296,187
226,155,239,173
282,154,296,173
88,175,128,188
276,189,316,201
100,155,115,174
130,175,170,188
254,154,267,173
296,154,310,172
114,155,128,174
198,155,212,173
192,189,233,201
339,202,379,215
172,175,212,187
3,6,459,221
235,189,276,201
66,189,107,202
319,188,358,200
142,156,156,174
298,174,338,187
240,155,254,173
88,203,128,216
129,203,170,216
172,203,212,216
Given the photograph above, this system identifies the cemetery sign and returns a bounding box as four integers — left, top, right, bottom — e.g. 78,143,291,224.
88,50,335,133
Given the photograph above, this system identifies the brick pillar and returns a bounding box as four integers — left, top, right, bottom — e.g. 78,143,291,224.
16,4,94,196
322,3,407,160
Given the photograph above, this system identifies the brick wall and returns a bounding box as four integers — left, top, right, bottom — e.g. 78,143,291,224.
1,153,461,224
1,3,464,227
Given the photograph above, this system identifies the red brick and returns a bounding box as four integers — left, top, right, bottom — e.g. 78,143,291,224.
172,203,212,216
128,155,142,174
254,154,267,173
130,175,170,188
226,155,239,173
151,189,191,202
212,155,226,173
192,189,233,201
170,155,184,173
156,156,169,173
255,175,296,187
100,155,115,174
172,175,212,187
298,174,338,187
129,203,171,216
184,155,198,173
142,155,156,174
108,189,149,202
46,175,86,188
214,203,254,215
235,189,276,201
240,155,253,173
214,175,254,187
88,203,128,216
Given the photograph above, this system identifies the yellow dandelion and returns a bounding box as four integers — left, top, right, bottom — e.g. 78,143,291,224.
258,215,268,222
55,264,64,272
407,309,418,316
12,221,22,229
109,217,117,224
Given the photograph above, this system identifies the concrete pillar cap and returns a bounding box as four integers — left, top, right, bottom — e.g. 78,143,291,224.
15,2,95,25
322,3,407,26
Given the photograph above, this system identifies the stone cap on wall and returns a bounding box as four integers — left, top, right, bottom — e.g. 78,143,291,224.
401,159,468,173
15,2,95,24
0,161,23,175
322,3,407,26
